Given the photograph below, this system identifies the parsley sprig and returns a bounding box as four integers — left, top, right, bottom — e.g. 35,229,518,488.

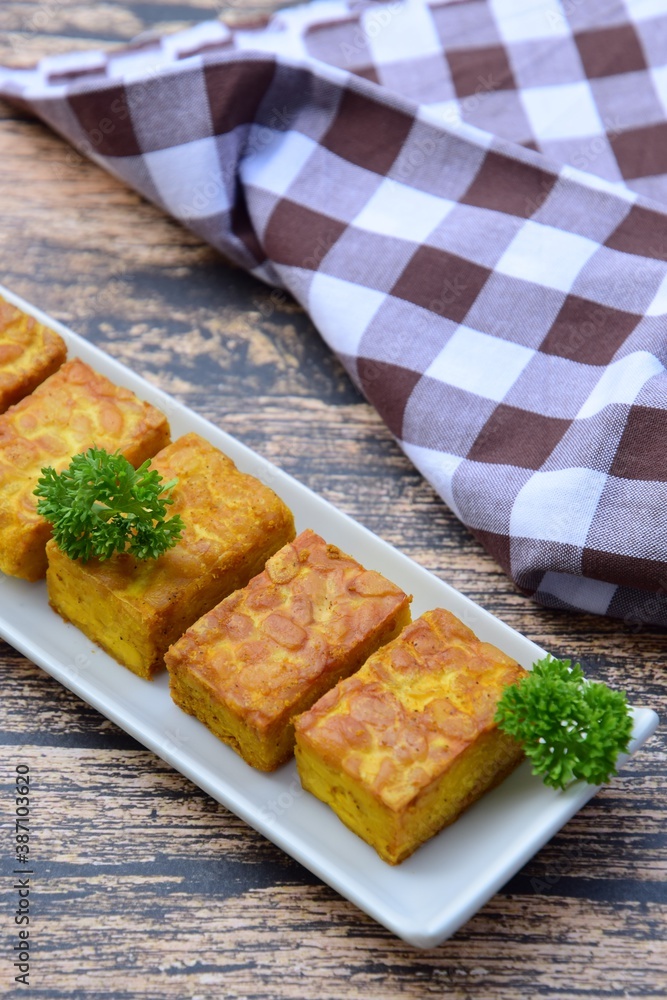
495,656,633,790
34,447,185,562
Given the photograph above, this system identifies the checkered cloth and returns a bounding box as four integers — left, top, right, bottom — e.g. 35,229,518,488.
2,0,667,628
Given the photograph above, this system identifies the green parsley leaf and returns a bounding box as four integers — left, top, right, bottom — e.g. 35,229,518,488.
495,655,633,790
34,447,185,562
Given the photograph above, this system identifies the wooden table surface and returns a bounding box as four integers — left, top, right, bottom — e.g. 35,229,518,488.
0,2,665,997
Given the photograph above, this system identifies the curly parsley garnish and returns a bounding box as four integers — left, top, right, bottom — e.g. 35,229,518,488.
34,447,185,562
495,656,633,790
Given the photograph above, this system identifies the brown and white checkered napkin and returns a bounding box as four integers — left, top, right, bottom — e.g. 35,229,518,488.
2,0,667,627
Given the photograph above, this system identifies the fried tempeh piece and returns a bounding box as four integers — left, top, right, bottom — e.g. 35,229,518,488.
0,358,170,580
294,608,527,864
166,529,412,770
0,296,67,413
46,433,296,680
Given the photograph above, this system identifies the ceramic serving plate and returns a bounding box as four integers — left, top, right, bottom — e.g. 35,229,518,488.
0,284,658,948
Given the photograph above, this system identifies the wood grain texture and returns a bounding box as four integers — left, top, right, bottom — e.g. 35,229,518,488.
0,3,665,997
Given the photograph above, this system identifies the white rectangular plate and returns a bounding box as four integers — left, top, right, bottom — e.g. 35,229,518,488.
0,284,659,948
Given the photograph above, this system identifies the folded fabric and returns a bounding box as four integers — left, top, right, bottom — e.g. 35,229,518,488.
1,0,666,628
